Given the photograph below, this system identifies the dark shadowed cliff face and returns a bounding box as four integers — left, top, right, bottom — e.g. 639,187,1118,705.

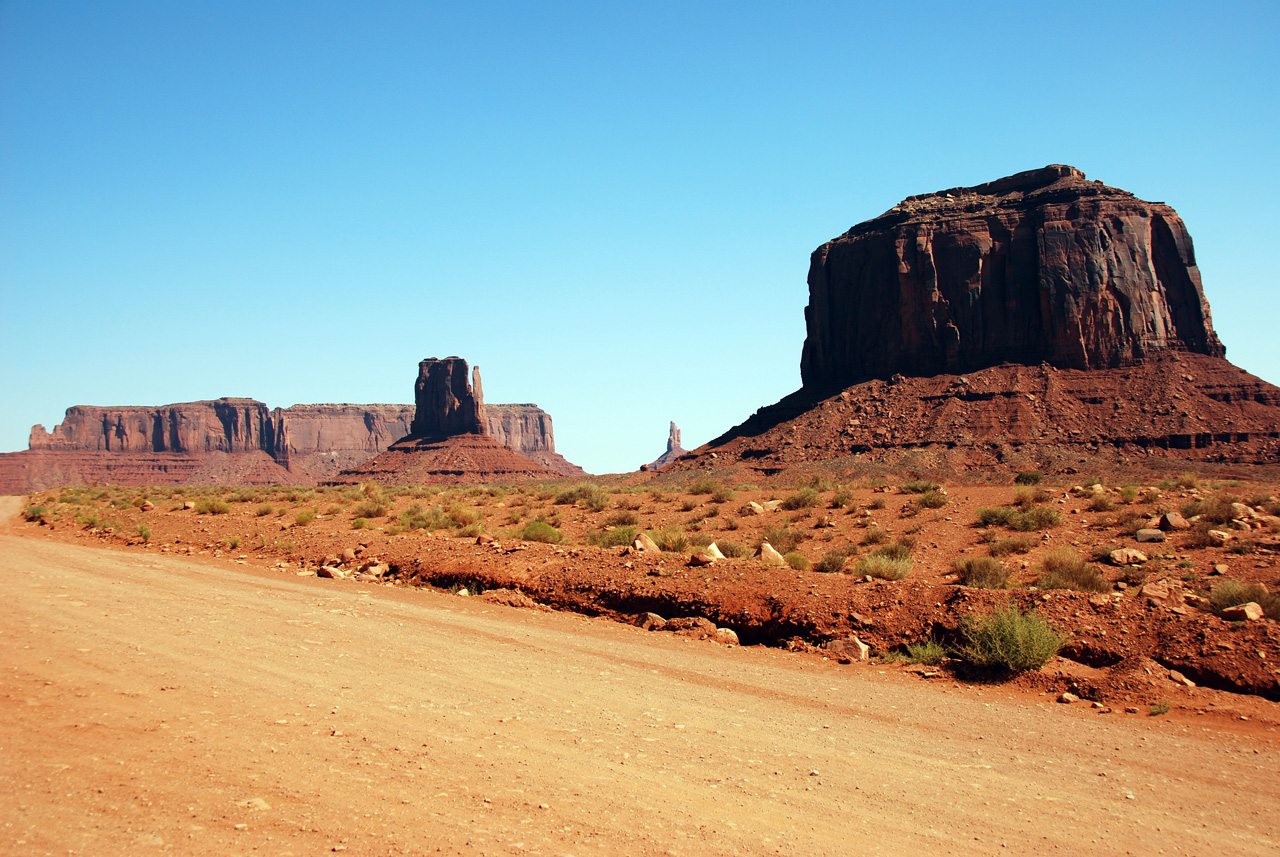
800,165,1225,389
410,357,487,439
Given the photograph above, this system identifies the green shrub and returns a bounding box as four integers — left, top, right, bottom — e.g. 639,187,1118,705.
456,522,485,539
867,497,885,510
448,503,478,527
913,489,948,509
710,486,735,504
814,546,854,574
1014,486,1054,507
585,525,638,548
351,499,387,519
687,477,722,495
981,505,1062,531
351,517,368,530
829,490,852,509
1119,487,1139,504
954,556,1010,589
759,524,803,554
555,483,611,511
1034,547,1108,593
22,505,50,524
679,499,698,512
1087,493,1115,512
522,521,562,544
1149,701,1171,717
1210,580,1280,620
988,534,1038,557
855,546,912,580
715,540,749,558
952,606,1065,672
650,526,689,553
196,497,231,515
135,524,151,542
1180,493,1238,525
904,639,946,665
861,526,888,546
606,510,639,527
976,506,1018,527
779,487,820,511
900,480,938,494
294,509,316,527
784,551,811,571
255,503,274,517
1014,470,1044,486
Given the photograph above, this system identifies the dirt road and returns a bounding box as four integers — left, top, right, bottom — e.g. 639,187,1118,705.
1,497,1276,856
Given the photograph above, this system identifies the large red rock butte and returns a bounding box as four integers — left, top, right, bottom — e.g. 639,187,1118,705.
0,359,582,492
329,357,570,486
673,166,1280,478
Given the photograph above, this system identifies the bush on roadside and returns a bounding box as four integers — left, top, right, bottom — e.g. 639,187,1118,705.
779,487,820,511
913,489,948,509
899,480,938,494
351,499,387,519
1014,470,1044,486
521,521,562,544
784,551,811,571
585,525,638,549
759,524,803,554
650,526,689,553
555,483,611,512
1210,580,1280,620
904,639,946,665
854,545,911,580
814,546,854,574
195,497,231,515
952,606,1065,672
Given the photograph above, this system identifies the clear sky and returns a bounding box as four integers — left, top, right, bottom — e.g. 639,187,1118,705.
2,1,1277,475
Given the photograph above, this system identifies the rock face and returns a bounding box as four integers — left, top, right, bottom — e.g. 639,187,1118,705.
647,422,687,471
665,167,1280,479
801,165,1225,390
332,357,566,486
410,357,487,438
0,363,584,491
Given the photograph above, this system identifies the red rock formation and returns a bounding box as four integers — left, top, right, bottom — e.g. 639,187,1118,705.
410,357,487,438
647,422,687,471
801,165,1225,389
486,404,585,477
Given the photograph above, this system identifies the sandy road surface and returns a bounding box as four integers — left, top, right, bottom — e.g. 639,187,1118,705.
1,498,1277,856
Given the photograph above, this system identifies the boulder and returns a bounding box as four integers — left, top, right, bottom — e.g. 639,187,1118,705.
688,550,716,567
704,543,726,560
1207,530,1233,547
1158,512,1190,531
633,533,660,554
742,501,765,516
635,612,667,631
1135,529,1166,543
1220,602,1264,622
1109,548,1148,566
824,636,870,662
714,628,740,646
757,542,786,567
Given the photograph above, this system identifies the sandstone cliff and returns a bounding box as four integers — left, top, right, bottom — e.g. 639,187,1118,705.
647,422,687,471
800,165,1225,389
487,404,585,477
411,357,487,438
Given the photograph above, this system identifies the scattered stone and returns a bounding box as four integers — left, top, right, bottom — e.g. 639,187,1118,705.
715,627,740,646
824,636,870,661
476,533,496,545
1220,602,1264,622
757,542,786,567
704,543,726,560
815,515,835,529
635,612,667,631
1110,548,1148,566
1058,692,1080,704
1211,563,1230,575
1125,706,1140,714
742,501,765,516
761,500,783,513
1207,530,1233,547
1231,502,1256,520
455,588,470,597
340,548,358,564
139,500,155,512
665,617,717,639
1158,512,1190,531
688,550,716,567
183,500,196,511
1168,669,1196,688
316,566,345,579
1135,529,1166,543
633,533,660,554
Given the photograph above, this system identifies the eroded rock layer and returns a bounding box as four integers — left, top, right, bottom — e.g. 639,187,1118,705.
801,165,1224,389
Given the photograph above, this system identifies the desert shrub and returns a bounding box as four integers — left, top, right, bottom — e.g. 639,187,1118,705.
1088,493,1115,513
952,606,1064,672
585,525,638,548
710,486,735,504
456,522,485,539
448,503,479,527
866,497,885,510
294,509,316,527
351,517,368,530
861,526,888,546
400,503,449,531
780,487,820,511
555,483,611,512
1014,470,1044,486
829,490,852,509
1180,493,1238,525
351,499,387,519
904,639,946,665
195,497,231,515
899,480,938,494
680,499,698,512
522,521,562,544
649,526,689,553
322,504,342,516
135,524,151,542
988,534,1038,557
255,503,274,517
1119,487,1139,504
607,510,639,526
784,551,811,571
977,506,1018,527
687,477,722,495
1210,580,1280,620
913,490,948,509
874,542,911,562
22,505,50,524
954,556,1010,589
814,546,854,574
1227,538,1258,556
715,540,749,558
1089,543,1124,563
760,524,803,554
1014,486,1054,507
978,505,1061,531
1034,548,1108,593
689,533,715,548
226,536,241,550
76,510,102,529
854,551,911,580
230,488,258,503
614,494,642,511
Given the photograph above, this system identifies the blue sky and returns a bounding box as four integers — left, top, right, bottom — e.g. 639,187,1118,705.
2,1,1277,475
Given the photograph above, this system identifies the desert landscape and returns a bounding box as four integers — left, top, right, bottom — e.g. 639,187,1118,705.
4,161,1280,853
